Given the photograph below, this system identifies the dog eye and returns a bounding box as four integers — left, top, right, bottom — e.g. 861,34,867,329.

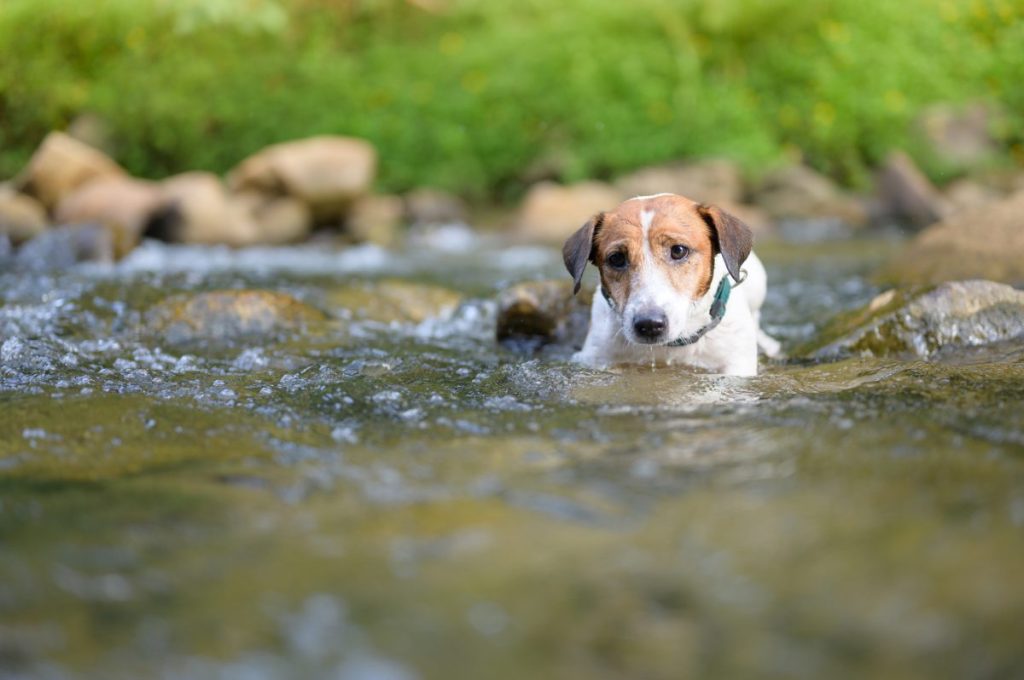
606,251,628,269
670,245,690,260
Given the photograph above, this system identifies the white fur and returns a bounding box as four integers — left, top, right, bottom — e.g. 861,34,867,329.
627,193,675,202
572,197,780,376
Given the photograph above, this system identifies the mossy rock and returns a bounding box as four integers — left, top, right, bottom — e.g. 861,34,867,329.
496,280,593,350
324,279,462,323
145,289,327,346
800,280,1024,359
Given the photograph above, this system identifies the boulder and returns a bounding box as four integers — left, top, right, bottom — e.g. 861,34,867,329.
159,172,261,246
325,280,462,324
55,176,164,257
0,186,48,244
346,194,404,247
916,103,999,170
15,132,126,209
1013,173,1024,195
753,165,868,225
235,191,312,245
875,151,950,228
496,280,593,350
13,224,115,271
615,159,744,205
404,188,467,225
801,280,1024,359
145,290,326,346
516,181,624,243
227,136,377,221
879,190,1024,286
943,178,1003,215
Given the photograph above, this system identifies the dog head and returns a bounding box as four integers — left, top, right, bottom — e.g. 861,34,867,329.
562,193,752,345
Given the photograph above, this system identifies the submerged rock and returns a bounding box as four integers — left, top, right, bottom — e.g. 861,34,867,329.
145,290,326,345
802,280,1024,359
325,280,461,323
496,280,592,350
879,190,1024,285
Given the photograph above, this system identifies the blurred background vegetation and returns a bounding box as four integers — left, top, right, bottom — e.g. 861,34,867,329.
1,0,1022,201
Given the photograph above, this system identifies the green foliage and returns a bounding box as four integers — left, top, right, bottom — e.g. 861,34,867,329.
1,0,1022,198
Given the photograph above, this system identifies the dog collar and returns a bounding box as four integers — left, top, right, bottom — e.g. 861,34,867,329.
666,276,732,347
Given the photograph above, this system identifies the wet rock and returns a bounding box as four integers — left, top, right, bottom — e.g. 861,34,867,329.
0,185,48,244
803,280,1024,359
236,191,313,245
14,131,126,210
753,164,868,226
227,136,377,221
145,290,326,345
876,151,950,228
615,159,744,205
346,194,404,247
14,224,115,270
880,190,1024,286
516,181,624,243
55,176,164,257
157,173,260,246
916,103,999,170
404,188,467,225
325,280,461,323
496,280,593,349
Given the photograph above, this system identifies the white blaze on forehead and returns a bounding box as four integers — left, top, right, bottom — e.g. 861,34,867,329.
622,200,693,342
640,208,655,234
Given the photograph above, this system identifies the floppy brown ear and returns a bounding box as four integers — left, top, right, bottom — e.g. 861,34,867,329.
562,213,604,295
698,204,752,282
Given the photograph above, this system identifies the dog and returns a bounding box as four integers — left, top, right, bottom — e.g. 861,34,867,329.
562,193,780,376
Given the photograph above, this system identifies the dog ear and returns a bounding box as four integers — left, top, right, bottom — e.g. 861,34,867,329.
562,212,604,295
698,204,752,282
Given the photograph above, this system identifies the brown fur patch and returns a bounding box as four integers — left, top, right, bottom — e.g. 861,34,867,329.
592,195,716,311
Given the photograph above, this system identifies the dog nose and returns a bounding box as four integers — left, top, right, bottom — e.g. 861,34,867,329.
633,310,667,339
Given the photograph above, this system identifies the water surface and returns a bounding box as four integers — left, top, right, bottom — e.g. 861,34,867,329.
2,234,1023,680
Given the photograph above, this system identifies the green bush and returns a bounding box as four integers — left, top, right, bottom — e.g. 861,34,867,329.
1,0,1021,199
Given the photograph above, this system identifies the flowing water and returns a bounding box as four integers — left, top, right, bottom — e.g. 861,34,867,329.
2,231,1023,680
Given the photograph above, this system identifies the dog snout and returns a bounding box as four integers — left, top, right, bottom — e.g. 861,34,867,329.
632,309,667,341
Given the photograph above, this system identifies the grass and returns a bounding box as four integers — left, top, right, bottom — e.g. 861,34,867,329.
1,0,1022,200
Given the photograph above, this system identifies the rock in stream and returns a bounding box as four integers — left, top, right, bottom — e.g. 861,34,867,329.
802,280,1024,359
145,290,327,346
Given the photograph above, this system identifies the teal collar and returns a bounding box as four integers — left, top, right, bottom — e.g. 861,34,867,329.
666,276,732,347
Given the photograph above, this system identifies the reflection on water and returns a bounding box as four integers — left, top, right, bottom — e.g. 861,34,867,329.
2,236,1023,679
